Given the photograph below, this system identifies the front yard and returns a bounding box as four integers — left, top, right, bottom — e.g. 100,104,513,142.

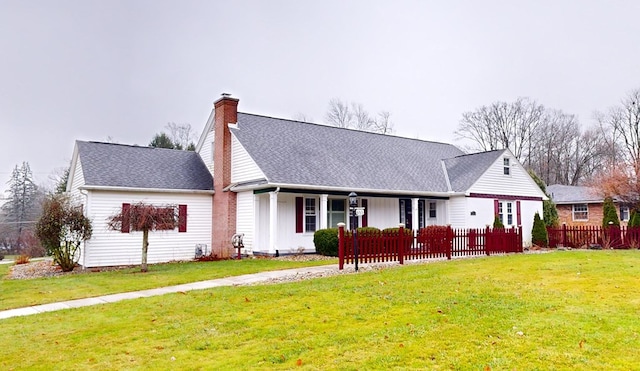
0,257,336,311
2,251,639,369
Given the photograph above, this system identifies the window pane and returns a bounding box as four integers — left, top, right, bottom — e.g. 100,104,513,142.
429,202,436,218
331,199,345,212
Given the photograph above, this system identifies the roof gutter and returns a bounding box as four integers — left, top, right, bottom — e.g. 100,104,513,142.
230,181,463,198
80,185,215,195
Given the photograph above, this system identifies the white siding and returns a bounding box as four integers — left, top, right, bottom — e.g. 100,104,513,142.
448,196,467,228
465,197,542,247
68,158,86,207
81,190,212,267
367,197,400,229
236,191,255,252
231,135,264,183
468,154,545,198
197,130,214,175
465,198,495,229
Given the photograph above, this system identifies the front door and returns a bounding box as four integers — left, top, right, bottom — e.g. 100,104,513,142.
399,199,412,230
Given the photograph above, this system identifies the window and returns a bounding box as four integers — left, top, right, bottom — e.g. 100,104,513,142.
429,202,437,218
498,201,514,226
328,199,346,228
573,204,588,221
503,158,510,175
305,198,317,232
620,206,630,222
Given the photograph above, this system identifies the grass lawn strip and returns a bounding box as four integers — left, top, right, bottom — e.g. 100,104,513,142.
0,258,336,311
1,251,639,369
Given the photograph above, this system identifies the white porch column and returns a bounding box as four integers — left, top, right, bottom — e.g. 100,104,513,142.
320,194,328,230
269,191,278,254
411,198,419,232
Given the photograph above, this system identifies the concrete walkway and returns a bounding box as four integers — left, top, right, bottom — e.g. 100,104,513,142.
0,264,342,320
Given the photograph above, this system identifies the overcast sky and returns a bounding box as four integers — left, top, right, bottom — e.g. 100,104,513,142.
1,0,639,192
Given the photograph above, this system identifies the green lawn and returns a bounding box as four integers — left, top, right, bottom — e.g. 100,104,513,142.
2,251,639,370
0,258,336,311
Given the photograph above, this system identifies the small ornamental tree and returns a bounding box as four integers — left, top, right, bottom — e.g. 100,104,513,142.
602,197,620,228
107,202,177,272
493,215,504,229
35,194,93,272
531,212,548,247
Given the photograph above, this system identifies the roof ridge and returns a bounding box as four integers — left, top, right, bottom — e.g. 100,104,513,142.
81,140,194,153
237,112,458,147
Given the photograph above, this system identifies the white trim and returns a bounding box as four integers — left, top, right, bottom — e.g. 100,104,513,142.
80,185,215,194
441,160,452,192
230,182,463,197
195,108,215,152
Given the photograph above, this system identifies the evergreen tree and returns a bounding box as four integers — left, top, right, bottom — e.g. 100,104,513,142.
531,211,548,247
528,170,559,227
629,209,640,227
1,162,40,251
149,132,177,149
493,214,504,228
602,196,620,228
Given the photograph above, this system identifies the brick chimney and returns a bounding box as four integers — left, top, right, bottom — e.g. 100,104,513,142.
211,94,239,258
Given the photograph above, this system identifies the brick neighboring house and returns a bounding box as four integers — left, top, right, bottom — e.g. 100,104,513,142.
547,184,630,226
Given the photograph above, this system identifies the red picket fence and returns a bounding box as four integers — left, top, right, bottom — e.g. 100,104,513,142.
338,225,523,269
547,225,640,249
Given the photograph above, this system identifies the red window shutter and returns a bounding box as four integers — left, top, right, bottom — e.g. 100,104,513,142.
178,204,187,233
121,203,130,233
361,199,368,227
295,197,303,233
494,199,499,216
516,201,521,226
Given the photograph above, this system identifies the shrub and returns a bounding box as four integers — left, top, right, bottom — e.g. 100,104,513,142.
531,212,548,247
15,254,30,265
629,209,640,227
493,215,504,229
35,194,93,272
313,228,339,256
602,197,620,227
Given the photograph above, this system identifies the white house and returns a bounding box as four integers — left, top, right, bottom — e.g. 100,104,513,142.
197,96,546,257
67,95,546,267
66,142,214,267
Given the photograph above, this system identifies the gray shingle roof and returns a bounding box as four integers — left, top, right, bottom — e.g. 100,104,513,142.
230,113,465,193
547,184,601,204
443,150,505,192
76,141,213,190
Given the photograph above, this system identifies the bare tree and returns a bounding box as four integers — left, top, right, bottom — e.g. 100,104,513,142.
325,98,353,128
455,97,545,165
293,113,313,122
164,122,196,150
596,88,640,175
372,111,394,135
325,98,393,134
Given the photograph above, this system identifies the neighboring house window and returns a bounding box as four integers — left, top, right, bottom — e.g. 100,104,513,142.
620,206,630,222
328,199,346,228
305,198,317,232
498,201,514,226
503,158,510,175
418,200,425,228
572,204,588,221
429,201,437,218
